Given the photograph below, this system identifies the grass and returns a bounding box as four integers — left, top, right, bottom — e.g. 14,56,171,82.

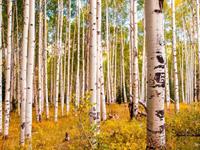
0,103,199,150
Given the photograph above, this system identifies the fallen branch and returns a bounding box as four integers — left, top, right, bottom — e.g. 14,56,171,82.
170,98,175,103
139,100,147,112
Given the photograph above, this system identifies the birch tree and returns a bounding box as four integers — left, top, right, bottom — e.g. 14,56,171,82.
44,0,49,119
130,0,139,118
75,0,81,108
89,0,97,124
4,0,13,138
172,0,179,112
26,0,35,140
38,0,43,121
20,0,29,145
106,0,111,103
145,0,166,148
66,0,71,113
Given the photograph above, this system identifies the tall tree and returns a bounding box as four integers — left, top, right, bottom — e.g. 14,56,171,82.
172,0,179,112
4,0,13,138
20,0,29,145
145,0,166,149
75,0,81,108
130,0,139,118
66,0,71,113
106,0,111,103
38,0,43,121
43,0,49,119
89,0,97,125
26,0,35,141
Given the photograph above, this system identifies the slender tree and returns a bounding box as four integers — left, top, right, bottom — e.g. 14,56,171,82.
89,0,97,124
4,0,13,138
130,0,139,118
43,0,49,119
38,0,43,121
145,0,166,148
20,0,29,145
75,0,81,108
66,0,71,113
26,0,35,141
172,0,180,112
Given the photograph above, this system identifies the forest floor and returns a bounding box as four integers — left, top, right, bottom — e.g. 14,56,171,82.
0,103,200,150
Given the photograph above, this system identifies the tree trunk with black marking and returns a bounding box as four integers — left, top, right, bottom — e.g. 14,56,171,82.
145,0,166,149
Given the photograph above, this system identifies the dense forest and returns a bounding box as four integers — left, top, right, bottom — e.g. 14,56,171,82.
0,0,200,149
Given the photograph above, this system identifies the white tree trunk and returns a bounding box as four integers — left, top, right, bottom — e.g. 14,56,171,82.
141,14,147,102
75,0,81,108
165,57,170,109
44,0,49,119
55,0,61,122
145,0,166,148
89,0,97,125
4,0,12,138
25,0,35,140
106,0,111,103
172,0,179,112
0,0,2,134
38,0,43,121
120,27,127,103
59,0,64,116
130,0,139,117
20,0,29,145
82,11,85,98
66,0,71,113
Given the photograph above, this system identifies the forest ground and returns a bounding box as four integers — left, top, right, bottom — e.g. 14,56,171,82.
0,103,200,150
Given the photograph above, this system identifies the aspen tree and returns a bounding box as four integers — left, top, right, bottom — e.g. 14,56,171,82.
20,0,29,145
26,0,35,140
55,0,62,122
106,0,111,103
66,0,71,113
130,0,139,118
97,0,106,121
15,1,21,116
59,0,64,116
0,0,2,134
82,11,85,98
120,27,127,103
75,0,81,108
172,0,179,112
38,0,43,121
44,0,49,119
89,0,97,124
4,0,13,138
145,0,166,148
141,12,147,102
165,57,170,109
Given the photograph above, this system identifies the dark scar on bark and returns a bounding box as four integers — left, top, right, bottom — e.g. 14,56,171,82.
154,65,164,69
21,122,25,129
154,0,164,13
157,55,164,63
155,110,164,120
147,124,165,134
159,124,165,133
